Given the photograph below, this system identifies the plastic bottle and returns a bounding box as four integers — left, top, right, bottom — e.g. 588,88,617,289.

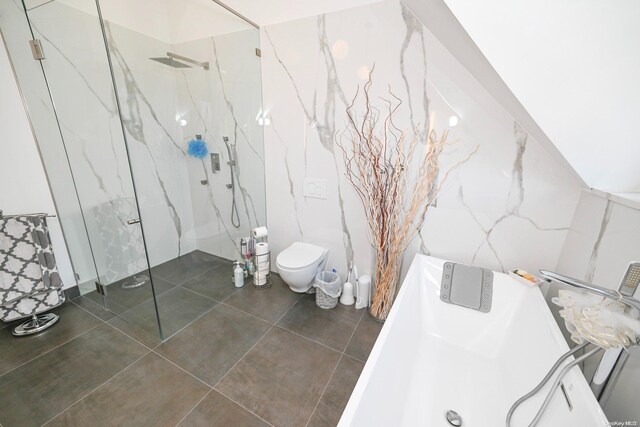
234,262,245,288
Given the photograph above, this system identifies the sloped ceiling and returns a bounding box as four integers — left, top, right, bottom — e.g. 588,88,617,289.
441,0,640,193
219,0,383,26
45,0,252,43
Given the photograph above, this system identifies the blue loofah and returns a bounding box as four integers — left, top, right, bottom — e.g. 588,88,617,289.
187,138,208,158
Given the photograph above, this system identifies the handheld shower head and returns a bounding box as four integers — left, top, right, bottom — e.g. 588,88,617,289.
222,136,240,228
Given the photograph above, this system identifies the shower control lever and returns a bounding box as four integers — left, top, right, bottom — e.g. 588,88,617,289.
127,218,141,225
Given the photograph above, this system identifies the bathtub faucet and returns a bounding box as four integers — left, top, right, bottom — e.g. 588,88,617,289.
540,266,640,408
540,270,640,312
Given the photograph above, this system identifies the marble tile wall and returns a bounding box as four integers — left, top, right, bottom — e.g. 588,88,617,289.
552,190,640,423
261,0,584,279
174,29,266,260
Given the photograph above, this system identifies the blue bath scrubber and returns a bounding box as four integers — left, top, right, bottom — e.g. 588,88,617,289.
187,137,208,158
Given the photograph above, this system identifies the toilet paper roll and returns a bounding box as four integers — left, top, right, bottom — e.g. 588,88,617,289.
252,226,268,239
255,242,269,256
256,275,267,286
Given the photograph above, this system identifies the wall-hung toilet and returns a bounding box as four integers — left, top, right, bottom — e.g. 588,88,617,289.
276,242,328,293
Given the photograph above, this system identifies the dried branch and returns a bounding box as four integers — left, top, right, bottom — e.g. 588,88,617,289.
337,69,477,319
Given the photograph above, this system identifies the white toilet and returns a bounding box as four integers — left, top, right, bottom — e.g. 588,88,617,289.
276,242,328,293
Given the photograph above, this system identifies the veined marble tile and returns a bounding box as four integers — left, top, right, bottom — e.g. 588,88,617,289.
261,0,583,278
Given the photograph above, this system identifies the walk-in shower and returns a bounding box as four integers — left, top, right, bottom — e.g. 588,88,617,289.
0,0,266,341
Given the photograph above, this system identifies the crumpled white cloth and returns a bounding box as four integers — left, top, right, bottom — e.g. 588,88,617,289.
552,290,640,349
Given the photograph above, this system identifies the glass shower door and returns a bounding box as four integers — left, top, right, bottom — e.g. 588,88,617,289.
19,0,163,339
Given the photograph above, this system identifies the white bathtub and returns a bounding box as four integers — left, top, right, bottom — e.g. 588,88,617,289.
339,255,608,426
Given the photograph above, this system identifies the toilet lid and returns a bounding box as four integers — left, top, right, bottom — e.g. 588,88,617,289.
277,242,325,269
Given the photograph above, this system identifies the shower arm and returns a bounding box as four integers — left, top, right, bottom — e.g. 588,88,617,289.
167,52,209,70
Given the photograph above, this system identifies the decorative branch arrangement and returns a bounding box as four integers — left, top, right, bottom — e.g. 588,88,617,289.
337,69,477,320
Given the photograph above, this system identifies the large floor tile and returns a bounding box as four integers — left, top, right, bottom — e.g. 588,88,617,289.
277,294,363,351
84,275,175,315
46,353,209,427
151,250,224,285
223,275,301,323
0,324,148,427
181,264,239,302
344,314,383,362
179,390,269,427
0,303,102,376
307,356,364,427
216,327,340,427
157,304,270,386
119,287,216,339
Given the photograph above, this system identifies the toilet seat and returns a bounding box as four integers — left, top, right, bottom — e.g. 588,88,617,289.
276,242,325,270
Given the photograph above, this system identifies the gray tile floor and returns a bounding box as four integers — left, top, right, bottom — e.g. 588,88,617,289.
0,250,383,427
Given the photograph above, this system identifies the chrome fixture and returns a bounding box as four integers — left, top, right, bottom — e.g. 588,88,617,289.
543,263,640,406
0,209,56,219
507,265,640,425
150,52,209,70
507,343,602,426
12,312,59,336
445,410,463,426
211,152,221,172
223,136,240,228
540,269,640,312
121,273,149,290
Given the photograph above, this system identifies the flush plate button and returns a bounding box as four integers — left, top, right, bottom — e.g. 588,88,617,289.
445,410,463,426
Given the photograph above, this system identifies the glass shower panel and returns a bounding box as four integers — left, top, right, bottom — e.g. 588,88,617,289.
21,1,162,338
99,0,266,339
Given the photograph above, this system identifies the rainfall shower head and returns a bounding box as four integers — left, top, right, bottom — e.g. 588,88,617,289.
149,52,209,70
150,56,192,68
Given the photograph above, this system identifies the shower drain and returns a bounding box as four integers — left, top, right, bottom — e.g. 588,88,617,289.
445,410,463,426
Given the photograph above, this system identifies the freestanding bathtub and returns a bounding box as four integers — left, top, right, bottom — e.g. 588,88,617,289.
339,255,608,426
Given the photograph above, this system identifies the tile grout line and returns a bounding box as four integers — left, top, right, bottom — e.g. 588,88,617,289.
104,321,161,351
40,349,153,426
273,324,346,355
219,301,276,324
205,293,305,426
342,308,366,358
70,298,163,351
152,261,229,288
78,279,176,321
0,321,104,381
151,350,213,389
108,283,187,319
158,300,220,343
212,388,276,427
212,294,302,389
342,352,366,364
173,389,213,426
305,308,366,426
105,258,228,317
174,282,237,305
305,354,345,427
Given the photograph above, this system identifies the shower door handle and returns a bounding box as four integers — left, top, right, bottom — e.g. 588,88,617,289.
127,218,141,225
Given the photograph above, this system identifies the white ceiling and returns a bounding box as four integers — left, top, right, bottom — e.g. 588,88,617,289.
442,0,640,193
